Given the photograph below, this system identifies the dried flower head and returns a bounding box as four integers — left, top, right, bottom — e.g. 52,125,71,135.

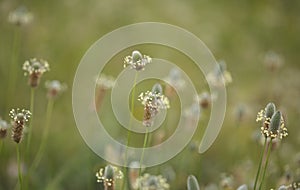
95,74,115,90
23,58,50,87
96,165,123,189
45,80,67,99
264,51,284,72
206,60,232,87
133,173,170,190
124,50,152,71
0,118,10,139
220,173,234,189
138,84,170,127
9,108,31,143
256,103,288,139
164,68,185,97
8,6,33,26
195,92,212,109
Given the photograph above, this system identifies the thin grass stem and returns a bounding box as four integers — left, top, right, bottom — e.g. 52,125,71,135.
26,88,35,155
139,128,149,177
258,139,273,190
16,144,23,190
30,99,54,170
253,137,267,190
121,72,139,190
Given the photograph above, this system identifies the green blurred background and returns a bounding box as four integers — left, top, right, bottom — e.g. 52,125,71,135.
0,0,300,189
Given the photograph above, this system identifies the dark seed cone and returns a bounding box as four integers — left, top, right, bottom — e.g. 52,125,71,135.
12,121,24,143
28,72,41,88
0,129,7,139
143,104,154,127
199,99,210,109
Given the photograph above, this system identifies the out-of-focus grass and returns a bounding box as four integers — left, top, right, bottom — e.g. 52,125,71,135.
0,0,300,189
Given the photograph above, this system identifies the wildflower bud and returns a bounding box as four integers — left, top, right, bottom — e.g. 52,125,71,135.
123,50,151,71
96,165,123,190
278,185,288,190
270,111,281,136
187,175,200,190
132,50,143,63
265,103,276,119
151,83,163,94
9,109,31,143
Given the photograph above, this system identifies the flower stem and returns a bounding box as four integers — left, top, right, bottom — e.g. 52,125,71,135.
139,128,149,176
26,88,35,155
6,28,21,113
258,139,273,190
0,140,3,154
121,72,139,190
16,144,23,190
30,99,54,170
253,137,267,190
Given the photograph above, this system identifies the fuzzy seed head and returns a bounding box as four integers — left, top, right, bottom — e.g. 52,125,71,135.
95,74,115,89
8,6,33,26
207,60,232,87
45,80,67,99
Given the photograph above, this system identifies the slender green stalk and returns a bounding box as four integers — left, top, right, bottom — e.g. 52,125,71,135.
121,72,139,190
0,140,3,154
30,99,54,170
139,128,149,176
16,144,23,190
258,139,273,190
26,88,35,154
253,137,267,190
6,28,21,113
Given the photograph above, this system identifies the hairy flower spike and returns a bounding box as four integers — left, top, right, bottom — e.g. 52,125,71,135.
23,58,50,87
45,80,67,99
0,118,10,139
8,6,33,26
96,165,123,189
9,109,31,143
123,50,152,71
